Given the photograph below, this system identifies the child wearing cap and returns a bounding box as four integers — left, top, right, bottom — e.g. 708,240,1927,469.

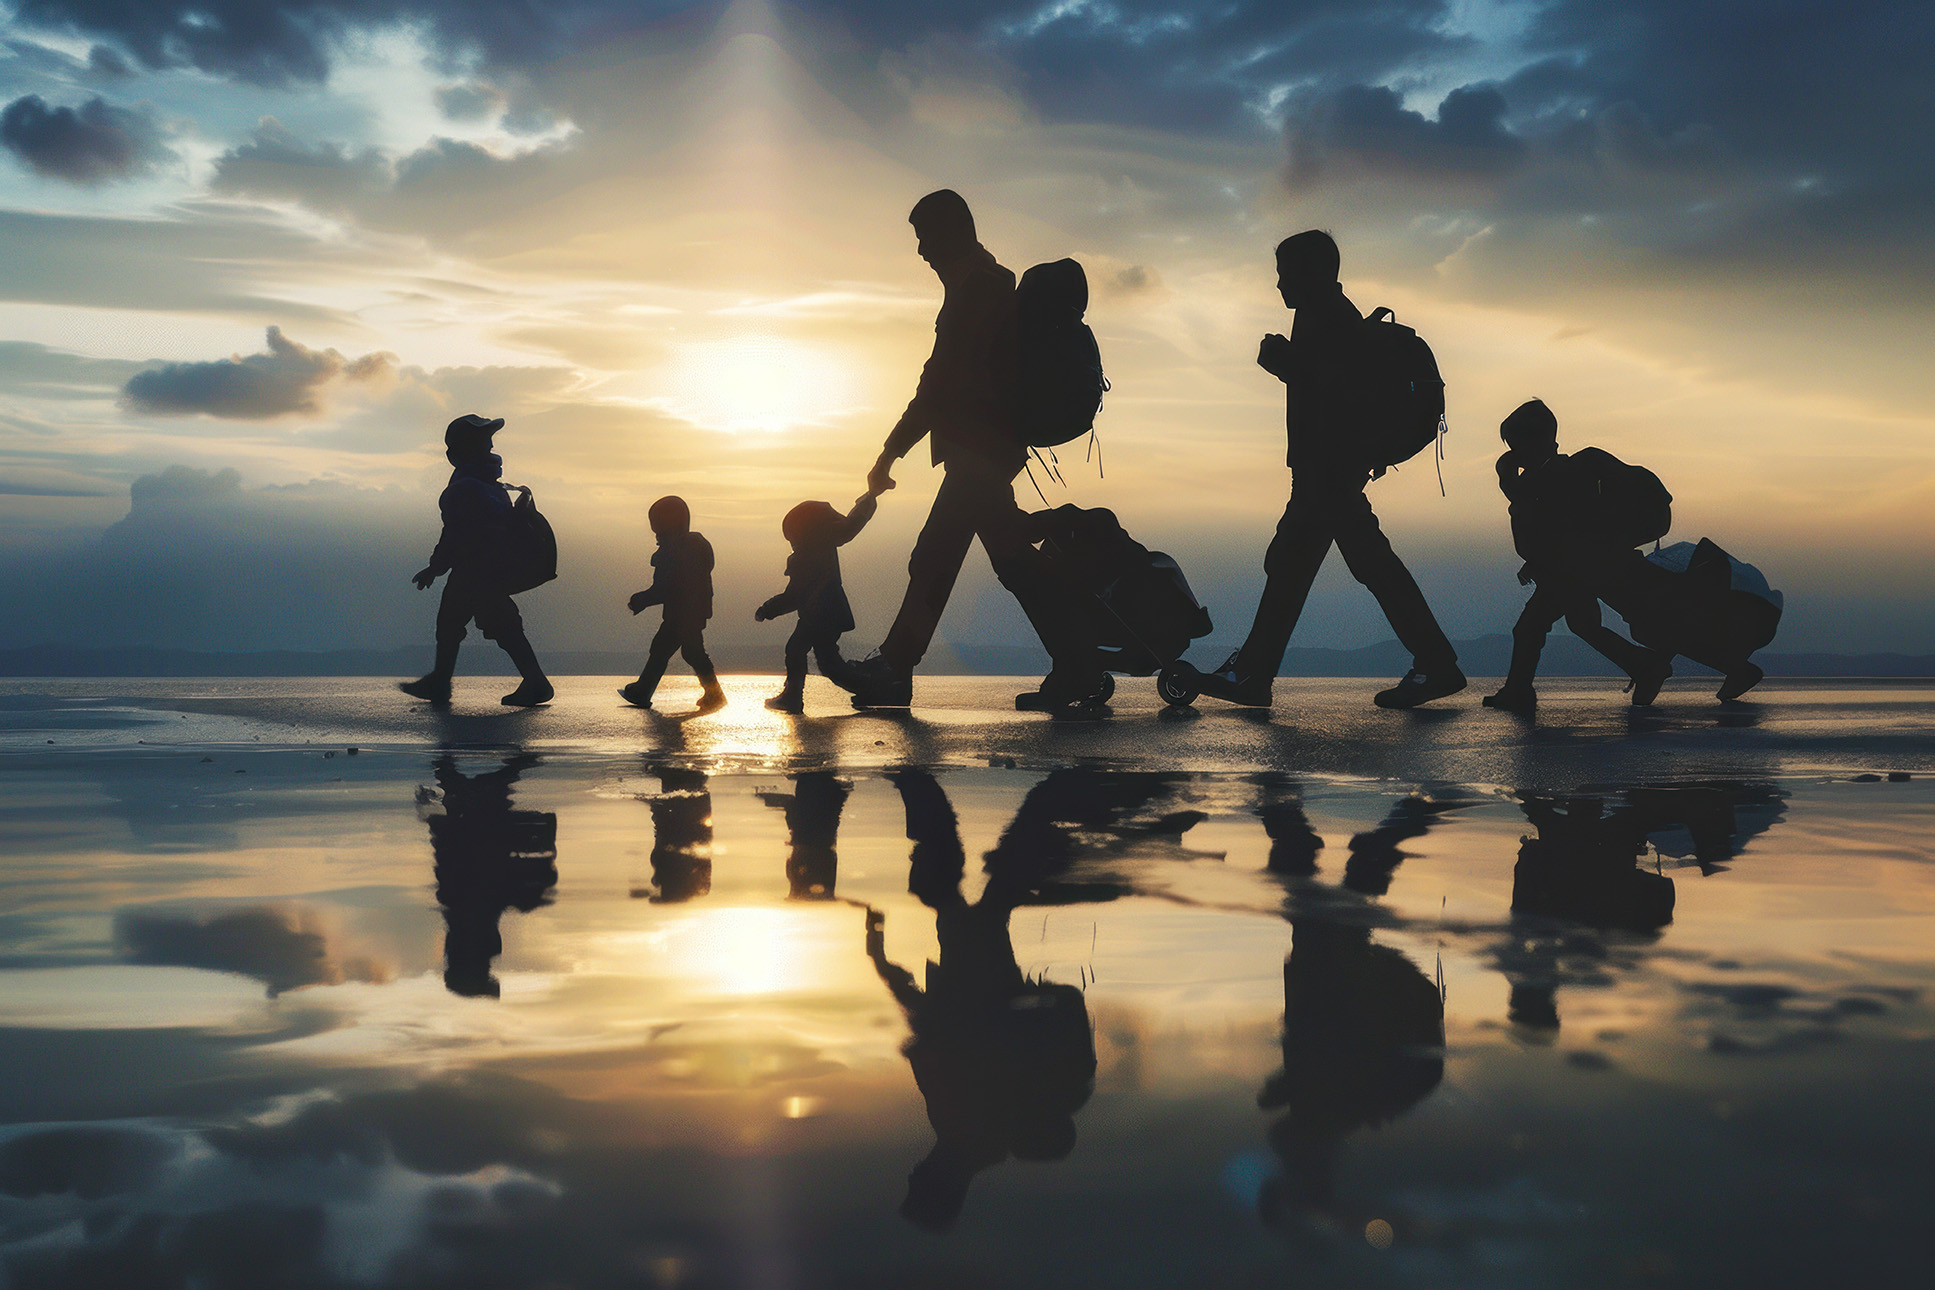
754,491,879,711
400,413,553,707
622,496,725,711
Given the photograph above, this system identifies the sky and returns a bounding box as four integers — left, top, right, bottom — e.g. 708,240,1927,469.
0,0,1929,661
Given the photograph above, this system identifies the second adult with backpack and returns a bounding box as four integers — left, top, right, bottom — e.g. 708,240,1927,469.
1175,231,1464,710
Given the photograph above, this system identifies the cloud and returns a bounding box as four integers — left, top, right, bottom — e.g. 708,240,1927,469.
117,904,384,996
434,81,506,121
209,117,389,210
1287,83,1525,189
0,92,172,184
10,0,590,86
123,326,396,419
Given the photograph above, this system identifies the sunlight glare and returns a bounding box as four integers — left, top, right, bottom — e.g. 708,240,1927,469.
659,334,863,433
674,906,818,997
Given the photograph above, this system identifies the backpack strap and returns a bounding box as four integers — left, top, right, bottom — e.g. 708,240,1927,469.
1368,306,1395,324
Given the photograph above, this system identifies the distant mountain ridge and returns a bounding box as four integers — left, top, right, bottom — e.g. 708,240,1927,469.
4,638,1932,678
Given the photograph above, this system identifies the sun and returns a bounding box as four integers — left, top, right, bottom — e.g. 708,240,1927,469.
659,333,864,434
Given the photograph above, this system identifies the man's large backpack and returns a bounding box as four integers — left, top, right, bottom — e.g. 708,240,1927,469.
1015,258,1108,448
1569,447,1673,549
1355,307,1446,475
502,486,558,595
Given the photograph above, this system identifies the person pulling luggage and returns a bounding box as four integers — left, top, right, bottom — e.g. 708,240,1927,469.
835,189,1103,712
1483,399,1674,712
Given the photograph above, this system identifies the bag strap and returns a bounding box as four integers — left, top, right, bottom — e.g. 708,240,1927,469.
1368,306,1395,324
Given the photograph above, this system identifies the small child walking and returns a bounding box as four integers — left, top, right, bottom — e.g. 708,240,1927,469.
622,496,725,711
754,492,879,711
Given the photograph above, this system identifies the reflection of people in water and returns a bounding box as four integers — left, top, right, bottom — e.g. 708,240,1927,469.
865,769,1099,1231
637,764,712,902
758,772,851,899
1492,784,1783,1034
1254,788,1457,1228
424,753,558,999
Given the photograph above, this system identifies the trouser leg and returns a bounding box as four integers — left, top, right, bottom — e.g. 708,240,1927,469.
679,622,720,691
965,470,1098,674
1236,491,1333,679
472,587,544,681
881,472,981,670
1506,585,1567,690
433,582,473,679
1330,487,1458,672
636,621,679,697
1560,596,1652,678
782,624,812,693
810,629,850,685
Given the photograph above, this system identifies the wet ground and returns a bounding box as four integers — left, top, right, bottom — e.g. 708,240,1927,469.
1,677,1931,1288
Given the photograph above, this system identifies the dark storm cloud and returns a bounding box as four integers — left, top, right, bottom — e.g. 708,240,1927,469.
1287,83,1525,188
13,3,1460,131
123,326,395,419
7,0,683,85
0,92,171,183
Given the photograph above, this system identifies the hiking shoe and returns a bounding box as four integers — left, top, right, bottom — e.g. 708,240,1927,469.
1481,684,1537,713
696,683,728,712
1374,666,1467,709
1015,668,1112,711
1717,662,1763,702
1626,655,1673,706
398,674,452,705
618,682,654,709
764,691,804,713
500,678,554,707
845,654,912,708
1193,652,1273,707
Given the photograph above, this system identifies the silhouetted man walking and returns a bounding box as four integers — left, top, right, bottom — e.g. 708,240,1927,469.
1191,232,1463,709
400,414,553,707
840,190,1099,710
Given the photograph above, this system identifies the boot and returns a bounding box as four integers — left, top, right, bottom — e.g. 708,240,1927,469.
1625,653,1673,706
620,659,664,708
399,639,459,704
765,678,805,713
498,632,553,707
696,670,728,712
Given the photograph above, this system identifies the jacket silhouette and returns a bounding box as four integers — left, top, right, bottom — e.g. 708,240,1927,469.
755,494,877,711
399,414,553,708
841,189,1101,711
622,496,724,711
1484,399,1672,711
1190,232,1461,710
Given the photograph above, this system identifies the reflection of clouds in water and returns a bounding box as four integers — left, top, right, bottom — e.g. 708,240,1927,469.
116,904,390,997
0,1088,561,1289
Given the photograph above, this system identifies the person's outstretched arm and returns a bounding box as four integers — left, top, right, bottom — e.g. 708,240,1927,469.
865,907,926,1014
755,585,798,621
833,492,880,545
